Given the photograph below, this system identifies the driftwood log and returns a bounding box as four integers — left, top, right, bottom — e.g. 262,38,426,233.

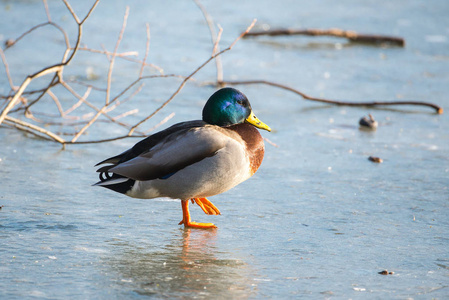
244,28,405,47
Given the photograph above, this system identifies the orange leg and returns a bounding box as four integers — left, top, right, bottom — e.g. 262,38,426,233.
178,199,217,229
191,197,221,215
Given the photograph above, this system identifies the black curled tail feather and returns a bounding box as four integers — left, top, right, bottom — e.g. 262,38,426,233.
94,165,136,195
99,170,113,182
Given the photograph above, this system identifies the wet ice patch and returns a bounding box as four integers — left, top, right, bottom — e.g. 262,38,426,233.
74,246,108,254
425,35,447,43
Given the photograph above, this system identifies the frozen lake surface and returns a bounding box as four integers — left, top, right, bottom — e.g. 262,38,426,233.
1,0,448,298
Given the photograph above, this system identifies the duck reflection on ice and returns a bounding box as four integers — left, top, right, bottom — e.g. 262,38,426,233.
106,229,257,298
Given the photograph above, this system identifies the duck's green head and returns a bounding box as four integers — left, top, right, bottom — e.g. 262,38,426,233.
202,87,271,131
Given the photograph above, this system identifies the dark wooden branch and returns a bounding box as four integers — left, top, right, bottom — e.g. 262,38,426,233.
244,28,405,47
219,80,443,114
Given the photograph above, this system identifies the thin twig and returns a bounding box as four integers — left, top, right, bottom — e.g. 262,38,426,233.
63,86,92,116
113,109,139,120
0,48,14,90
106,6,130,105
79,1,100,25
46,89,65,117
230,19,257,49
43,0,51,22
71,105,108,142
62,0,81,24
105,83,144,113
68,112,176,144
194,0,223,82
74,47,163,73
4,115,65,143
62,0,100,64
3,119,54,141
69,134,147,144
59,80,138,132
263,137,279,148
4,22,69,50
64,78,106,92
144,112,175,134
110,74,186,105
76,47,138,57
220,79,443,114
139,23,151,77
213,25,223,56
24,75,59,112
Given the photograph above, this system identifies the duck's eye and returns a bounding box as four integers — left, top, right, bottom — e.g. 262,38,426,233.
237,99,248,107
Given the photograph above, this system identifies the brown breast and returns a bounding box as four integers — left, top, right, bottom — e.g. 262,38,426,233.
227,123,265,175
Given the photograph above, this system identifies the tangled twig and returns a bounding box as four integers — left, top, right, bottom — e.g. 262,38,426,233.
0,0,258,146
0,0,100,129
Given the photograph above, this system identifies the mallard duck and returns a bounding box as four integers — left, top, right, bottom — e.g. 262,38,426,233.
94,87,271,229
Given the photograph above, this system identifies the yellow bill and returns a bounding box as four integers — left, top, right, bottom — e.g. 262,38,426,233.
245,111,271,132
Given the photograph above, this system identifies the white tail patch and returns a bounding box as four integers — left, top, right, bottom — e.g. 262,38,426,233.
94,177,129,186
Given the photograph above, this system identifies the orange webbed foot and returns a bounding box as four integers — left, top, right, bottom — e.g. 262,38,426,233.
178,220,217,229
191,197,221,215
179,199,217,229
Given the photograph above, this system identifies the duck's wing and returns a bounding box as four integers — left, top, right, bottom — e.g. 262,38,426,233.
95,120,207,168
108,125,228,181
96,120,231,182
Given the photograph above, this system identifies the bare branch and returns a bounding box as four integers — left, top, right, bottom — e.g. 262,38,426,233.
3,120,53,141
4,115,65,143
0,65,62,124
220,80,443,114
